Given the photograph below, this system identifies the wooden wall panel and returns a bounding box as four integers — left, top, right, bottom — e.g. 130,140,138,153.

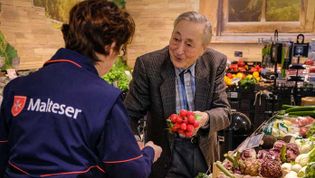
126,0,199,67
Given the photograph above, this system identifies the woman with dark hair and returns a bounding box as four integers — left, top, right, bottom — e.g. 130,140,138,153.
0,0,161,177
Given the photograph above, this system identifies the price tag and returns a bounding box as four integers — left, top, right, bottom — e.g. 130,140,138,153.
236,137,250,152
229,91,238,98
237,133,265,152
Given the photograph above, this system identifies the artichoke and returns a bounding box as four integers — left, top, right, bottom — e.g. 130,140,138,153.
260,158,282,178
238,159,261,176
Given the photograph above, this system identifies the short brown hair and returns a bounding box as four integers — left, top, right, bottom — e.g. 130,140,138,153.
62,0,135,64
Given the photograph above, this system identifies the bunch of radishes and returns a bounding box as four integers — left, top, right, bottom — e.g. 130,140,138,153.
166,109,200,138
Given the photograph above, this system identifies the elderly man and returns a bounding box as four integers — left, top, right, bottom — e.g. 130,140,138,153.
125,11,230,178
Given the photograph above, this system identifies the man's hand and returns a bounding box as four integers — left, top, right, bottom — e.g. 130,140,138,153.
144,141,162,162
192,111,209,136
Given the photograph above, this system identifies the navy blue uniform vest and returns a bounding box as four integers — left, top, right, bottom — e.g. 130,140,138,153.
0,48,154,178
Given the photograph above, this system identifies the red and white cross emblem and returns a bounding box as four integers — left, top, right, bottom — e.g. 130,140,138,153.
11,95,27,117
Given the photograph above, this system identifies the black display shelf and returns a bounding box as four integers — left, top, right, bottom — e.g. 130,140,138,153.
289,64,306,70
287,76,304,82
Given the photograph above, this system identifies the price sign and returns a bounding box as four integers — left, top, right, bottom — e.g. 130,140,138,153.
293,34,309,57
246,133,264,149
237,133,264,152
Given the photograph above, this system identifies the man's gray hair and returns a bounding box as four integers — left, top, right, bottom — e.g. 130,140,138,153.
174,11,212,46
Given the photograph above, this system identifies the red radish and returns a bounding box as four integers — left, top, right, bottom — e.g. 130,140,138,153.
171,126,178,132
186,124,194,132
180,123,187,130
174,123,181,130
186,111,194,117
178,129,185,135
166,109,201,138
182,117,188,124
179,110,188,117
176,117,182,124
170,114,177,123
188,115,195,124
185,131,193,137
193,122,199,128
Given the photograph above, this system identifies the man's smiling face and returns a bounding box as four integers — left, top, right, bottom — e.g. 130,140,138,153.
169,20,206,69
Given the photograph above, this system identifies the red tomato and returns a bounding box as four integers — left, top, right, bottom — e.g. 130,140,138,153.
239,68,246,72
230,64,238,70
238,59,245,67
250,68,258,73
226,73,233,79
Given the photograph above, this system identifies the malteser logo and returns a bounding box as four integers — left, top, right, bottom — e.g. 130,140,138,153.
27,97,82,119
11,96,82,119
11,96,27,117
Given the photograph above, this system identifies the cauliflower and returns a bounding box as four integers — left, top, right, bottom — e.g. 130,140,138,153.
284,171,298,178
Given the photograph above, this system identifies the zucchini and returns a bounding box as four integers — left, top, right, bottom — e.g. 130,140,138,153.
277,110,286,115
285,106,315,113
282,104,297,110
288,110,315,117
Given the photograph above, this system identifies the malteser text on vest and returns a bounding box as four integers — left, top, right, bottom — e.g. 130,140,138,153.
27,98,82,119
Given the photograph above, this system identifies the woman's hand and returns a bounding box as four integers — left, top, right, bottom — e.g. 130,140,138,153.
144,141,162,162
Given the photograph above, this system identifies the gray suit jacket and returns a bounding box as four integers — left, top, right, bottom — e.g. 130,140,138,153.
125,46,230,178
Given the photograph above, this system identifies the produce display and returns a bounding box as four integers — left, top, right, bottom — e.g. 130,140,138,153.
166,109,200,138
0,70,33,106
279,105,315,117
0,31,18,70
102,57,132,92
263,116,314,138
224,59,262,88
211,105,315,178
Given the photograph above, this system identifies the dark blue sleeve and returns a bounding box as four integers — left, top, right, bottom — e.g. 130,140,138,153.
0,86,11,176
98,98,154,178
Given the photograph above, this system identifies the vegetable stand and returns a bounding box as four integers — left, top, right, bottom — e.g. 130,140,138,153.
212,107,315,178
